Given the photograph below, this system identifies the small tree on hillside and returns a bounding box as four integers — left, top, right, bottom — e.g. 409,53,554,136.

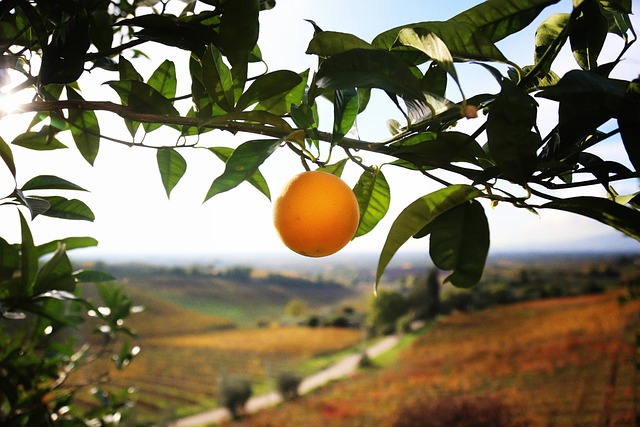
368,290,409,335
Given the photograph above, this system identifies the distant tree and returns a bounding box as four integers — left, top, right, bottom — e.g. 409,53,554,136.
409,268,441,320
219,375,253,420
275,371,302,400
284,298,308,318
368,290,409,335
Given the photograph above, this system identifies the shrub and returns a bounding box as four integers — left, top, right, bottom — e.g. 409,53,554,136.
391,395,529,427
219,376,253,419
276,371,302,400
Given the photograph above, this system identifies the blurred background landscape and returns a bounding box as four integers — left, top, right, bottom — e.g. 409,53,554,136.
70,248,640,426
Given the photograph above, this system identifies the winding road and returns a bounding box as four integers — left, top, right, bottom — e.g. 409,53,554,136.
168,334,400,427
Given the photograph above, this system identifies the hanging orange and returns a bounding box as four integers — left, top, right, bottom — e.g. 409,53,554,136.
273,171,360,257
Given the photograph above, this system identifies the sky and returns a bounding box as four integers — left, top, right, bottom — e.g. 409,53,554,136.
1,0,639,264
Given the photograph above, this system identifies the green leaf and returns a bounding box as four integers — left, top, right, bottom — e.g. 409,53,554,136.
19,212,38,294
11,131,67,150
543,196,640,241
254,69,308,116
314,48,424,101
534,13,571,71
427,200,489,288
157,148,187,198
105,80,179,134
202,44,235,113
487,78,540,184
14,190,50,219
236,70,303,112
220,0,260,68
67,86,101,165
146,60,178,132
39,6,90,84
38,196,95,221
373,21,507,63
396,28,459,84
34,244,75,294
209,147,271,200
22,175,87,192
332,88,359,144
422,62,448,97
74,269,116,283
390,131,485,168
570,0,609,70
37,237,98,257
319,159,348,177
306,31,373,58
89,9,114,52
618,79,640,171
118,56,143,82
204,139,280,201
353,169,391,238
451,0,561,42
0,237,19,281
0,136,16,178
375,184,483,289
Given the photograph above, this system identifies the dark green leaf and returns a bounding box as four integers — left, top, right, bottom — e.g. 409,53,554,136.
67,86,101,165
105,80,179,132
543,196,640,241
74,269,116,283
204,139,280,201
314,48,424,101
202,44,235,112
570,0,609,70
0,237,19,281
19,212,38,294
422,62,448,97
236,70,303,112
427,200,489,288
390,131,485,168
34,244,75,294
396,28,459,85
451,0,561,42
534,13,571,71
618,79,640,171
209,147,271,199
306,31,373,58
375,184,483,289
487,79,540,184
89,9,114,52
157,148,187,198
0,136,16,178
353,169,391,238
22,175,87,192
38,196,95,221
220,0,260,67
14,191,50,219
39,6,90,84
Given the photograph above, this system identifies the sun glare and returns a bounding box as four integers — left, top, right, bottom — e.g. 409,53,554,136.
0,69,31,115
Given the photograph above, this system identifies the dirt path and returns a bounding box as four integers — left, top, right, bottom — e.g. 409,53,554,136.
168,335,400,427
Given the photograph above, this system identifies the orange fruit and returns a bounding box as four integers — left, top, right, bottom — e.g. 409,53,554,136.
273,170,360,257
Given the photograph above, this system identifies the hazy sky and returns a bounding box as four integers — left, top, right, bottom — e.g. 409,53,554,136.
1,0,639,263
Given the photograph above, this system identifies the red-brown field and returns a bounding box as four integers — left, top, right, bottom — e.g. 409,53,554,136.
244,290,640,427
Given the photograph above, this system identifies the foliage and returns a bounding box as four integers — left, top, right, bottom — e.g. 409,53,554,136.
0,218,139,424
367,290,408,336
275,370,302,400
0,0,639,424
219,375,253,420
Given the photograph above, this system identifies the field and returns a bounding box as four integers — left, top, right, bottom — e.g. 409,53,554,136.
75,281,364,424
244,290,640,427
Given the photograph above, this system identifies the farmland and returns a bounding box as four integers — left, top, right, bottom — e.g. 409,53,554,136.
245,291,640,427
70,253,640,426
